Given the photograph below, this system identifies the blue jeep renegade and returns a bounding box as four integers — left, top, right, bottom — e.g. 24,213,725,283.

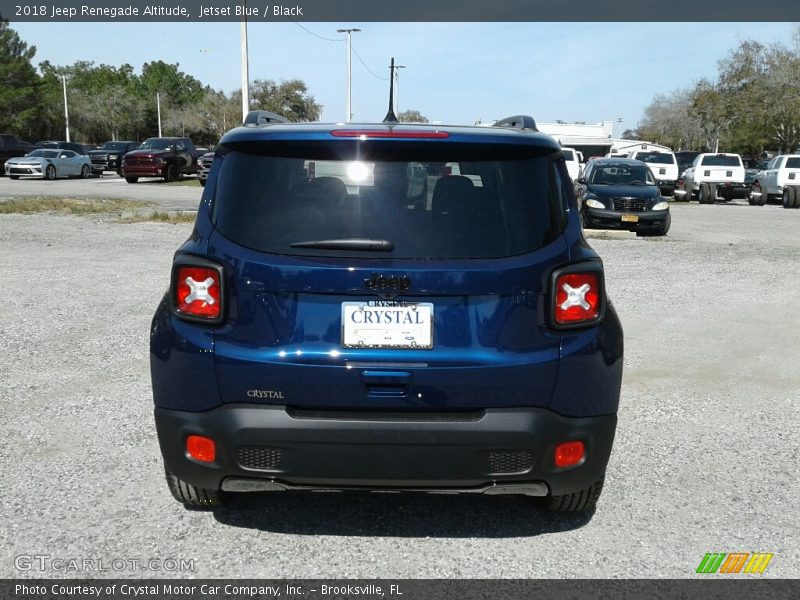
150,113,623,512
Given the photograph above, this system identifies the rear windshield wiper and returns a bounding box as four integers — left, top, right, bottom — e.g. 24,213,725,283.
289,238,394,251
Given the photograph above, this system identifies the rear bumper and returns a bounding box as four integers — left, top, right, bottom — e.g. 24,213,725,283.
155,405,616,496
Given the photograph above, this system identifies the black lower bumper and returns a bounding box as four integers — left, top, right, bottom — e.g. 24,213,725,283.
154,405,617,497
584,207,671,233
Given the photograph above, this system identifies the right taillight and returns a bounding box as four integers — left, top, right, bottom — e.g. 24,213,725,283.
552,268,604,328
171,261,224,323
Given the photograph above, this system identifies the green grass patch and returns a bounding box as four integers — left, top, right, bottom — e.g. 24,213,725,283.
165,178,201,187
117,211,197,224
0,196,154,215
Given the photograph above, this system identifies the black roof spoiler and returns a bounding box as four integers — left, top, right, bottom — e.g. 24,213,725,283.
243,110,290,126
492,115,538,132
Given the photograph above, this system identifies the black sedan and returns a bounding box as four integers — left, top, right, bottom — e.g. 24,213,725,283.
575,158,671,236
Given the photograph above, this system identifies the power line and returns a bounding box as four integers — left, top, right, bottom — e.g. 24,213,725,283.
352,45,389,81
290,20,345,43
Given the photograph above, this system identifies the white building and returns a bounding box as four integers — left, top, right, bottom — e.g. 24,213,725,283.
481,119,671,161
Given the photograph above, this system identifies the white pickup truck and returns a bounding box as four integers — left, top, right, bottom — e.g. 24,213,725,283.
681,153,747,204
627,149,679,196
755,154,800,208
561,147,583,181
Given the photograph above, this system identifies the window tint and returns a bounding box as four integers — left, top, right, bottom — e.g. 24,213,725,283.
589,164,655,185
213,141,564,259
786,157,800,169
28,150,59,158
562,149,574,160
700,155,741,167
635,152,675,165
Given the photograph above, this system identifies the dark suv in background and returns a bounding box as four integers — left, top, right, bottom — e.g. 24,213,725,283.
89,141,139,176
150,113,624,512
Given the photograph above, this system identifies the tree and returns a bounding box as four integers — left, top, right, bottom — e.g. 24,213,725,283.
0,21,40,136
398,109,428,123
249,79,322,121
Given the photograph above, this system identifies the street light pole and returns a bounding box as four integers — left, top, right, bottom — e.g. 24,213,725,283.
337,28,361,122
241,1,250,122
157,92,162,137
62,75,70,142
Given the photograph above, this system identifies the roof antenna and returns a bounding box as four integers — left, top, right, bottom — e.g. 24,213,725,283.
383,57,398,123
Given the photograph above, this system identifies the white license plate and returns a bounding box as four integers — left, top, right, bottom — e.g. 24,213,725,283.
621,213,639,223
342,301,433,349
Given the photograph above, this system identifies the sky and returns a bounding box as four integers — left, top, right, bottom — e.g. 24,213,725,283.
11,21,800,135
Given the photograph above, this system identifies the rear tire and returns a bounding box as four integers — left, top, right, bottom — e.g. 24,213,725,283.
9,175,19,180
698,183,714,204
783,186,797,209
164,467,225,508
542,472,605,512
125,176,138,184
199,179,206,187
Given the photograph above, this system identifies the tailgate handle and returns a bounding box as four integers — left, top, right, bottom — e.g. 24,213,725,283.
361,370,412,397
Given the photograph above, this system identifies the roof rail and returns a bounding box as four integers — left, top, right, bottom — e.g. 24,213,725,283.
493,115,538,132
243,110,289,126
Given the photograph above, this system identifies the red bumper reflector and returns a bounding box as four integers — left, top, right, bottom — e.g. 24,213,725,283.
186,435,216,463
554,441,585,468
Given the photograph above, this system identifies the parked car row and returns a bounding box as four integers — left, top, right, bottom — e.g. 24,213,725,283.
2,133,216,183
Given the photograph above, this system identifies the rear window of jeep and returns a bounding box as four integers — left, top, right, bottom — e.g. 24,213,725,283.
212,141,567,259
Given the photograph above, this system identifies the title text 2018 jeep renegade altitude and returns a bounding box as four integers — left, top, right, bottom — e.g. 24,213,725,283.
150,113,623,512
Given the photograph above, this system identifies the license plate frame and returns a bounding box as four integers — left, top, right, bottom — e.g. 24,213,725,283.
341,301,434,349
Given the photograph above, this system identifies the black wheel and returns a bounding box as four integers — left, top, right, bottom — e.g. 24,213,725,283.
9,175,19,180
783,186,797,209
80,164,90,179
125,176,138,184
199,179,206,187
164,467,225,508
45,164,56,180
164,164,178,182
757,184,767,206
542,472,605,512
698,183,714,204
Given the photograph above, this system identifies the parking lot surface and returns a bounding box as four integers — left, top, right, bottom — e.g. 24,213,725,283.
0,173,202,212
1,197,798,578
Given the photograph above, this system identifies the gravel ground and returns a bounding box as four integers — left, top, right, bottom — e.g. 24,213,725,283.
0,200,798,579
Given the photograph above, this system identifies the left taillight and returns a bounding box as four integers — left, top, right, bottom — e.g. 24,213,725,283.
550,265,605,329
171,260,224,324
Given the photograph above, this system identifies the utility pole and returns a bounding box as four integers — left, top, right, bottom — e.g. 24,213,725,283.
337,28,361,122
62,75,70,142
394,64,406,115
383,57,399,123
240,0,250,121
156,92,162,137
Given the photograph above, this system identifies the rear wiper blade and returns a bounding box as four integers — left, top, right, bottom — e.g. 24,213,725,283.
289,238,394,251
